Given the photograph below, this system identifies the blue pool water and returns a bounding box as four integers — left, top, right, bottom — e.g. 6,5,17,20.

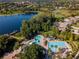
33,35,44,44
48,41,68,52
0,13,36,34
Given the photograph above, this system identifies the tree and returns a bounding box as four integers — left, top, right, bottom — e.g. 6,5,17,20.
20,44,46,59
0,35,17,58
48,48,52,59
21,20,28,37
44,40,48,46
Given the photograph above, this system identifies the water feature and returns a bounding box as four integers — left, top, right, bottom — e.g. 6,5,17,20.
48,41,69,52
0,13,36,35
33,35,44,44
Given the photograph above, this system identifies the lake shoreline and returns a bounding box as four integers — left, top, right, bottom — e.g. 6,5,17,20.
0,12,37,35
0,13,25,16
0,11,38,16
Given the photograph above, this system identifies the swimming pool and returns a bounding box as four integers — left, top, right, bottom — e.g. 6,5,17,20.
33,35,44,44
48,41,68,52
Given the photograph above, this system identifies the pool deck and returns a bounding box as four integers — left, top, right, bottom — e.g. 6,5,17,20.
40,38,72,52
40,38,48,49
48,40,63,42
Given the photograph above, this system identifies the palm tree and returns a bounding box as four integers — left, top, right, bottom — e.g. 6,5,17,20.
55,45,58,49
48,48,52,59
54,45,58,52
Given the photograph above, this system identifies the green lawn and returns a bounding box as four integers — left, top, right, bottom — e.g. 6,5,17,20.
11,36,25,41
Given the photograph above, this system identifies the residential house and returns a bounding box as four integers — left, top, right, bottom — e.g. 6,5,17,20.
55,16,79,31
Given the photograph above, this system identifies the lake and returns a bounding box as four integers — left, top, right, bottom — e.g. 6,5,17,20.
0,13,36,35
